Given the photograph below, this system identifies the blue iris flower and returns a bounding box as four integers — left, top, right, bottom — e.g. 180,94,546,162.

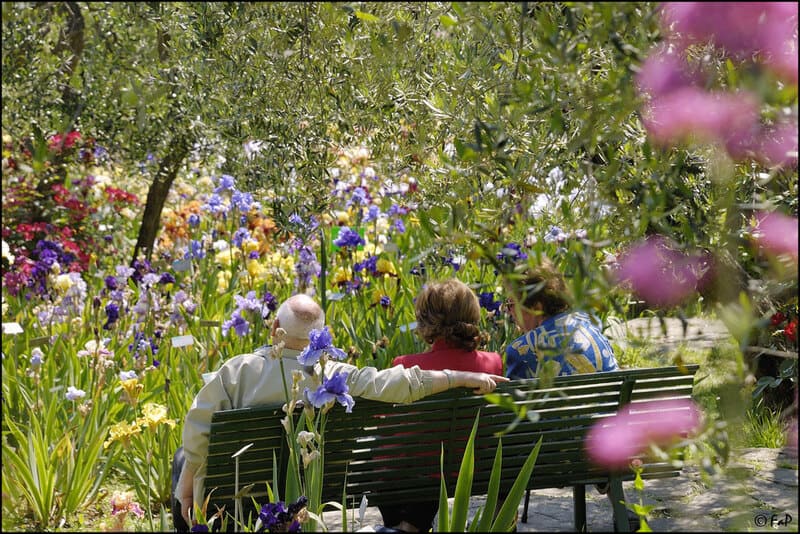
297,327,347,365
332,226,365,248
306,371,354,413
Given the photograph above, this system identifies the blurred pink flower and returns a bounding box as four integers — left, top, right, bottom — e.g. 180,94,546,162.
614,236,713,308
660,2,798,83
641,87,759,148
751,211,799,262
726,121,799,167
586,398,703,470
786,418,798,459
753,123,799,168
636,45,701,99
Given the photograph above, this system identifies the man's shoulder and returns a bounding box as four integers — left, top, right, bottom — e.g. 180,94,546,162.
218,346,272,370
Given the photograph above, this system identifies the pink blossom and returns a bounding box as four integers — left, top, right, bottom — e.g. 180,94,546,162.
753,123,799,168
660,2,798,83
751,211,799,262
586,398,703,470
641,87,759,148
786,418,798,459
726,121,799,167
635,45,701,99
613,236,713,308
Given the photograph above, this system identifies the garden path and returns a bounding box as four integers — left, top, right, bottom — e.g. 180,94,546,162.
328,447,797,532
604,315,734,351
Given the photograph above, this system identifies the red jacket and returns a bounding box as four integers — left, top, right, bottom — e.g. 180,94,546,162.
392,339,503,375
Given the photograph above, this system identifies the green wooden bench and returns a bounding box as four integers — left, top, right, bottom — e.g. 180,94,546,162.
195,365,699,532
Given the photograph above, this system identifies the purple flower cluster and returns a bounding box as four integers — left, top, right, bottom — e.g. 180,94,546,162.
332,226,365,248
257,496,307,532
294,246,320,290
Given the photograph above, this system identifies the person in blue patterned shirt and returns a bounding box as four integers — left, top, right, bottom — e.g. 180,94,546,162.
503,259,619,379
502,260,637,530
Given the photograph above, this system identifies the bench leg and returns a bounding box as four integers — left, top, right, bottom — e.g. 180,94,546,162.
609,476,630,532
573,484,587,532
522,488,530,523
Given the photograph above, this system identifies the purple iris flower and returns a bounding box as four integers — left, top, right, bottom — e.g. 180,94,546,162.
187,213,201,227
257,496,307,532
363,205,382,222
202,193,228,216
231,190,254,212
105,275,118,291
103,302,120,330
295,246,321,289
185,239,205,260
159,272,176,285
497,242,528,263
213,174,236,193
333,226,364,248
222,310,250,337
306,371,354,413
354,255,378,275
410,262,426,276
347,187,370,206
262,291,278,314
232,227,251,248
478,292,502,313
259,501,287,531
297,327,347,365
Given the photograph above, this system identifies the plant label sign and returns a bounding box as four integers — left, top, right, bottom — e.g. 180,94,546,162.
171,335,194,348
2,322,23,335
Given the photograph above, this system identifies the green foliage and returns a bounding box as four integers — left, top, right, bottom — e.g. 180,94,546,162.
740,407,788,449
437,411,542,532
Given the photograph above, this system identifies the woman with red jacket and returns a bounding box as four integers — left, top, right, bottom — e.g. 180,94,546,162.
380,278,503,532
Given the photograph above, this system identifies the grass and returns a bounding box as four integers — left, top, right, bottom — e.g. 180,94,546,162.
738,407,788,449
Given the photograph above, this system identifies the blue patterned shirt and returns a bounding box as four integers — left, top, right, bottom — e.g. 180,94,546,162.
505,311,619,379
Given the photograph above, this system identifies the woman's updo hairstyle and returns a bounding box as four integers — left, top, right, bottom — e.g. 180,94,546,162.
414,278,481,351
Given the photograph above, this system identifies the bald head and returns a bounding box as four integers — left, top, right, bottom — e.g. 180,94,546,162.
274,294,325,345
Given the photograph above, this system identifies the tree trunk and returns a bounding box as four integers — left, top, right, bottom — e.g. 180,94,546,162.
131,133,191,263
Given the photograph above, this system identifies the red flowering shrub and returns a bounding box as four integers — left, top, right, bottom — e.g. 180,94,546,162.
2,131,139,294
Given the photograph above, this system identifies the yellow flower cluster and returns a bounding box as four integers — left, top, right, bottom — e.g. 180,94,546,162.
137,402,176,431
103,403,176,449
217,270,231,294
263,250,295,279
214,247,241,267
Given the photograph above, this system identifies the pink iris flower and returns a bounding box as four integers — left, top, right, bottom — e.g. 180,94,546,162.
751,211,799,262
586,398,703,470
613,236,713,308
